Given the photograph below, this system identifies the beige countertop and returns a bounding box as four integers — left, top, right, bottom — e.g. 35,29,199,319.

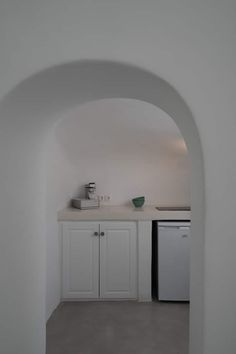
58,205,191,221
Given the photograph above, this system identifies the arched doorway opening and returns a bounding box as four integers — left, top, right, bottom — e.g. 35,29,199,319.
0,60,204,354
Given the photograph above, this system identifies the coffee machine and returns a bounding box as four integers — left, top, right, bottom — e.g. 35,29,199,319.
72,182,100,209
85,182,97,200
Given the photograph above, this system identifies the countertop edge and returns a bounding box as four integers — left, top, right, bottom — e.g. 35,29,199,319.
58,206,191,222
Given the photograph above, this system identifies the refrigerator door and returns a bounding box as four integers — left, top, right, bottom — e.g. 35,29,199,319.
158,223,190,301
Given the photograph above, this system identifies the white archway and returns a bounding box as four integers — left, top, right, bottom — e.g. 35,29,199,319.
0,60,204,354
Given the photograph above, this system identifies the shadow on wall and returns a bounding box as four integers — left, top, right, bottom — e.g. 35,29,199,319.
49,98,190,206
0,60,204,354
0,60,205,138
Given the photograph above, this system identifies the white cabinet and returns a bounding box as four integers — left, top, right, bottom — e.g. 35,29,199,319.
100,222,137,299
62,222,99,299
62,221,137,300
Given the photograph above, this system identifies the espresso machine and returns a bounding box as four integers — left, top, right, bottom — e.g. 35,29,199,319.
85,182,97,200
72,182,100,209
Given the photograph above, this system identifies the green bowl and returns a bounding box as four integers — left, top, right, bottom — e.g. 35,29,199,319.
132,196,145,208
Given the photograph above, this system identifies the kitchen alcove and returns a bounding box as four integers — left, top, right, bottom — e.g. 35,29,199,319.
46,98,190,309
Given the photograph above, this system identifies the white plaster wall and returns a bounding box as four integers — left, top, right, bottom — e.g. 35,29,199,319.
0,118,47,354
51,99,190,207
46,99,190,318
0,1,235,354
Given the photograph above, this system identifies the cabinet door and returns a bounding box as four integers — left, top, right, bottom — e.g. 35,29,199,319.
62,222,99,299
100,222,137,299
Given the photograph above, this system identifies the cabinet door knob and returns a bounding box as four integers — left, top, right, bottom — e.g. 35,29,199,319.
100,232,105,236
94,232,99,236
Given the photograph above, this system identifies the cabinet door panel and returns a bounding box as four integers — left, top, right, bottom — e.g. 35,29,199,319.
100,222,137,299
62,222,99,299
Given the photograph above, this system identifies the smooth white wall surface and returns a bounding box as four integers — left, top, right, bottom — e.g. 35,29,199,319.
51,99,190,206
0,115,47,354
0,1,235,354
46,99,190,318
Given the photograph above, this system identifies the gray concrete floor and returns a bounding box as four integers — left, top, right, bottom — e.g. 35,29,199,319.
47,301,189,354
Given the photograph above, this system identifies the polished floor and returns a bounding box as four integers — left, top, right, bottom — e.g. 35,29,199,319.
47,301,189,354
